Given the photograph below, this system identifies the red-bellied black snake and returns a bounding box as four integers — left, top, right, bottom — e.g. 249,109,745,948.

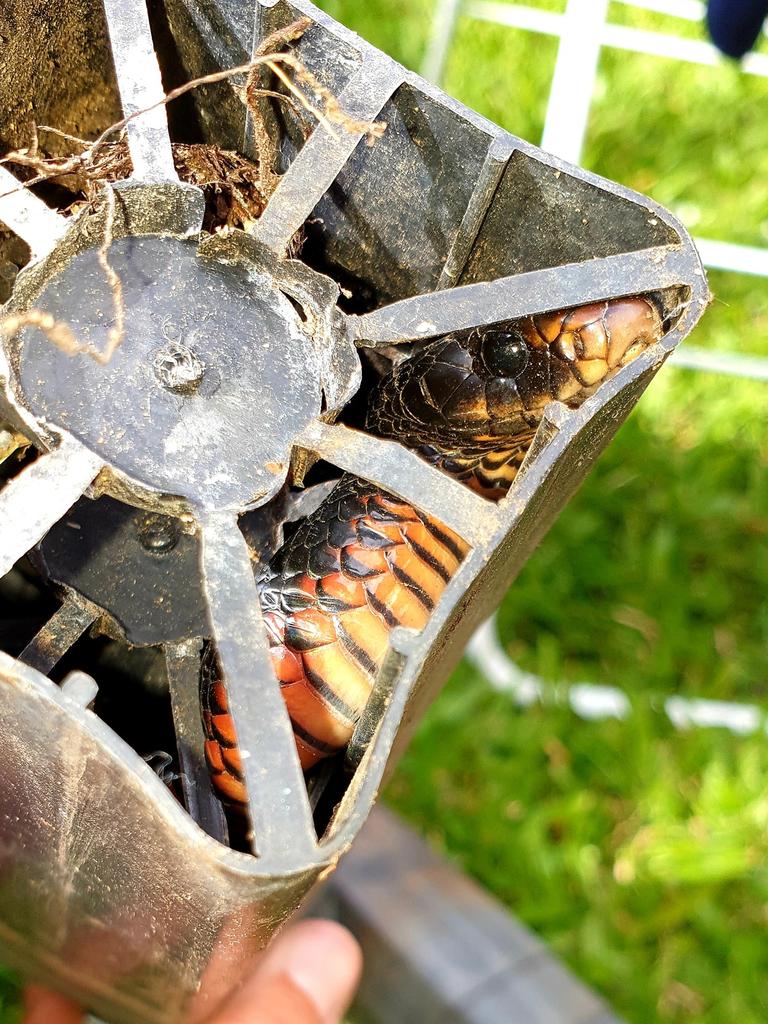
201,297,663,807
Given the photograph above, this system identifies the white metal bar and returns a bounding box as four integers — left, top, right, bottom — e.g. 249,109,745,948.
541,0,609,164
101,0,179,182
421,0,464,83
466,1,768,77
468,617,768,736
467,2,562,36
671,344,768,381
0,437,103,579
603,21,768,74
426,0,768,382
615,0,704,21
0,167,67,257
694,238,768,277
461,4,768,283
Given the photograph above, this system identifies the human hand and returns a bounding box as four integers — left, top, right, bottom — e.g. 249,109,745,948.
22,919,362,1024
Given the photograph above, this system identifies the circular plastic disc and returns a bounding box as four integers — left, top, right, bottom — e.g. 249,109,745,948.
17,235,323,512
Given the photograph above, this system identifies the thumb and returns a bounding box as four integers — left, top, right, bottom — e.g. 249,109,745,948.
212,919,362,1024
23,986,82,1024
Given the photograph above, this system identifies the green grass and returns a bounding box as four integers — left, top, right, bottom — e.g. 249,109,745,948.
496,359,768,705
388,674,768,1024
315,2,768,1023
0,970,20,1024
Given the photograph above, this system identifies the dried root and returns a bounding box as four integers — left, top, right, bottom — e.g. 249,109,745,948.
0,17,387,364
1,181,124,366
0,17,385,209
46,140,267,234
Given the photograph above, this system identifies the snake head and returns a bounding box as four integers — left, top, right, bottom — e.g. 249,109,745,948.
533,296,664,387
367,296,664,449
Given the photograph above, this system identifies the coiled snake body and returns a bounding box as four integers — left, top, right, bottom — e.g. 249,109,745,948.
202,297,663,807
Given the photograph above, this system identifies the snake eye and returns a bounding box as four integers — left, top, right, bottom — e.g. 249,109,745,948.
480,330,530,378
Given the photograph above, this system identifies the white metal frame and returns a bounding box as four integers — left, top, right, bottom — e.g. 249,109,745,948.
467,619,768,735
422,0,768,380
423,0,768,728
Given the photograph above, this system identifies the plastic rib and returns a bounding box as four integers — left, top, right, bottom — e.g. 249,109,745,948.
351,245,694,345
19,599,98,676
0,167,68,257
252,55,403,252
199,512,316,860
101,0,179,182
437,139,510,289
295,420,493,546
165,639,230,845
0,437,103,581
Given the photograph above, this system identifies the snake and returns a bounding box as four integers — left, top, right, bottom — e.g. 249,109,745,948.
201,296,664,808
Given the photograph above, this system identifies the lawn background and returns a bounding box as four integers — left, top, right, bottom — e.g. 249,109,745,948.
1,2,767,1022
316,2,768,1022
